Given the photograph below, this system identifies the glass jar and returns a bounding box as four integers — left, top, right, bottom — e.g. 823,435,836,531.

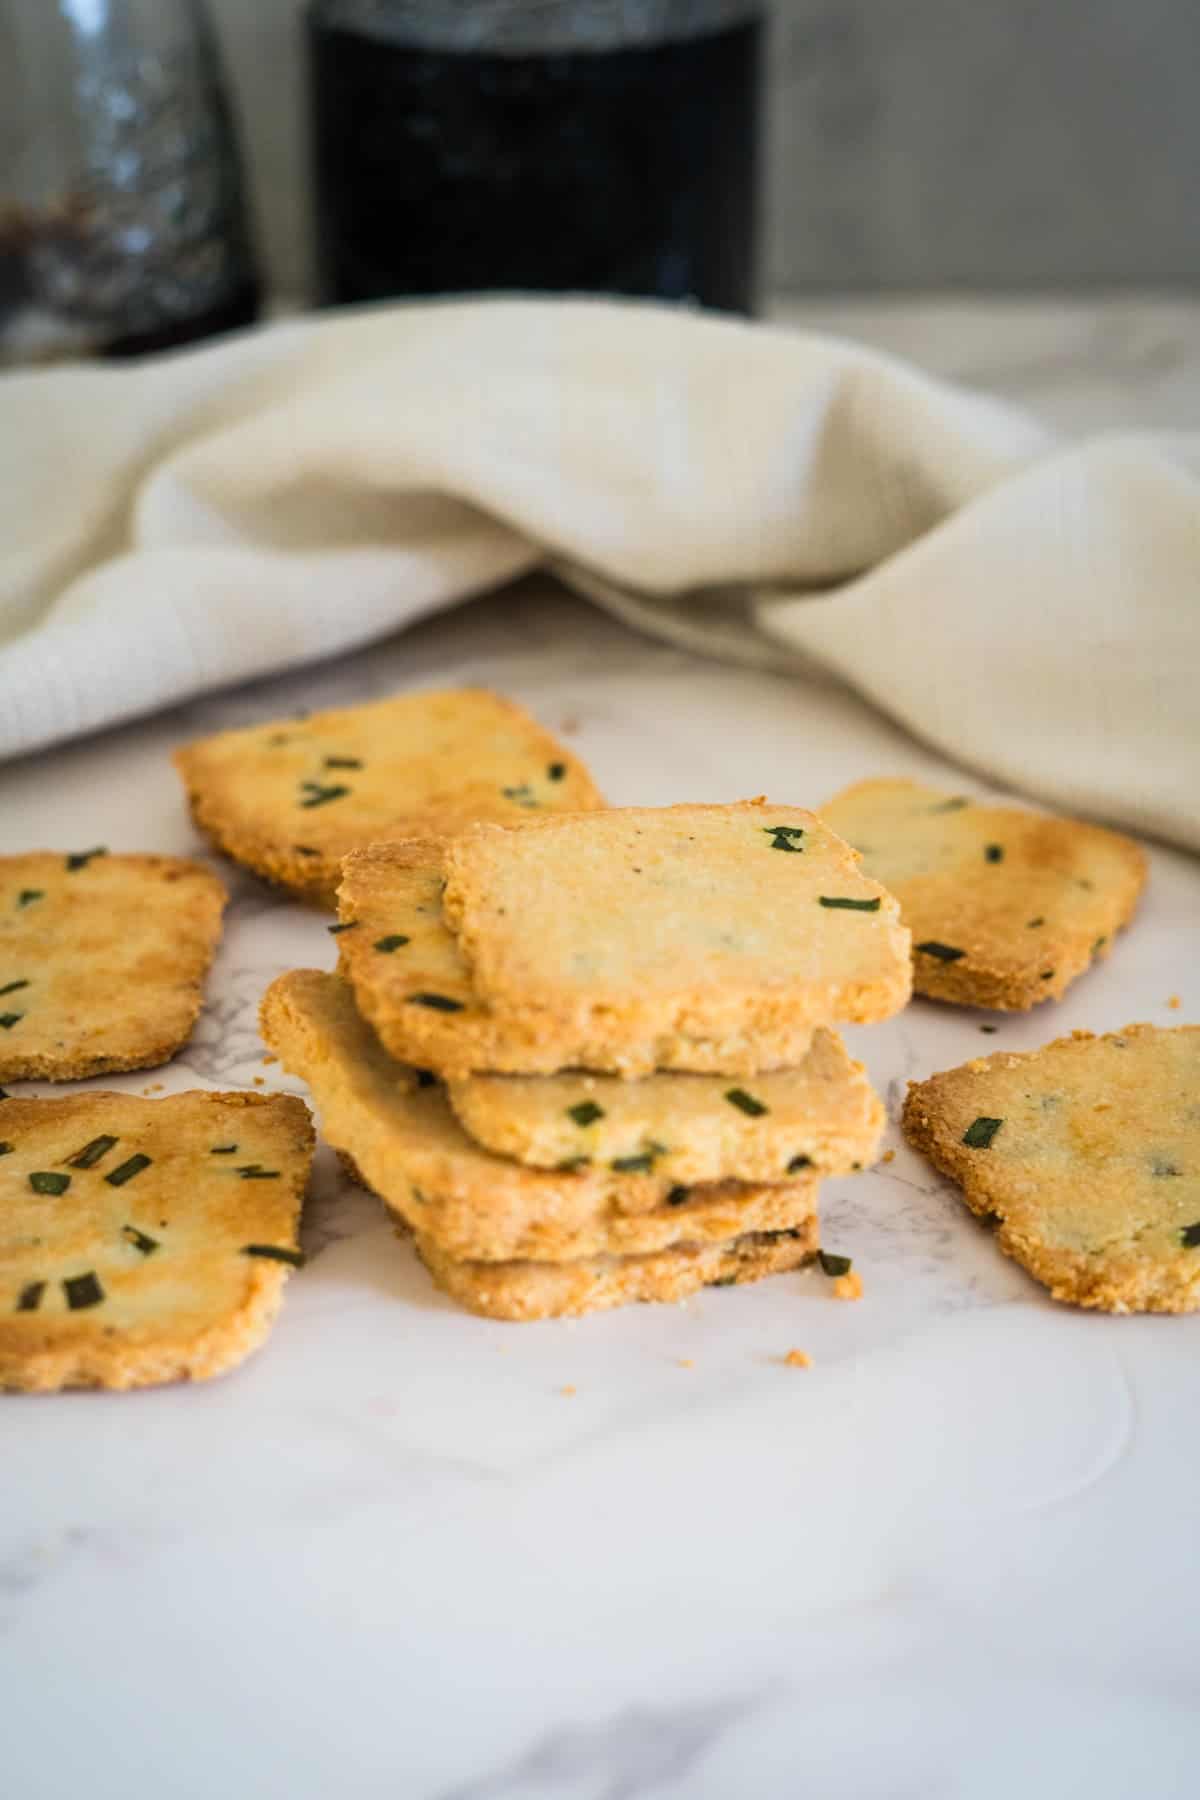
308,1,763,313
0,0,259,364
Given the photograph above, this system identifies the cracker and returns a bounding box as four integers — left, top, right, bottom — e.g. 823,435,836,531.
0,1090,312,1391
260,970,821,1263
439,803,910,1045
0,852,226,1080
413,1219,820,1321
820,778,1146,1011
337,842,824,1077
902,1022,1200,1313
173,687,602,906
446,1031,884,1181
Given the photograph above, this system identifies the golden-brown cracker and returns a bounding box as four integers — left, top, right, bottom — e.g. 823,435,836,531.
260,969,821,1263
173,686,602,907
446,1029,884,1181
337,840,822,1077
820,778,1146,1011
0,1090,312,1391
413,1218,820,1321
902,1022,1200,1313
0,852,226,1081
439,801,911,1038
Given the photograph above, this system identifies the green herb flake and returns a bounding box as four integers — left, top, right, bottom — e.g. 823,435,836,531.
210,1144,238,1155
547,763,566,781
1152,1160,1182,1179
242,1244,305,1267
928,797,969,813
122,1225,160,1256
1092,936,1108,955
63,1271,105,1310
962,1116,1004,1149
0,1013,24,1030
555,1156,591,1172
1181,1222,1200,1249
0,979,29,997
327,921,358,935
916,941,965,962
374,934,410,952
0,1088,9,1100
710,1275,739,1288
980,1025,998,1034
763,825,805,853
324,756,363,769
818,1251,852,1278
984,844,1004,863
16,889,44,908
666,1186,691,1207
818,896,881,912
501,785,539,808
786,1154,813,1172
234,1165,281,1180
298,782,351,809
30,1171,70,1195
16,1281,44,1313
68,1135,119,1169
105,1154,152,1187
66,848,107,871
293,846,319,857
0,1142,12,1157
725,1087,768,1117
567,1100,605,1127
408,993,465,1012
611,1153,655,1174
1040,970,1055,981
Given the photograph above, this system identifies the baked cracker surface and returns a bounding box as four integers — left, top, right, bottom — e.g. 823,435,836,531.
0,1090,312,1390
902,1022,1200,1312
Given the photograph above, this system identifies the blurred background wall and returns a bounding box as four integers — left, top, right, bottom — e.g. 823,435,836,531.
210,0,1200,301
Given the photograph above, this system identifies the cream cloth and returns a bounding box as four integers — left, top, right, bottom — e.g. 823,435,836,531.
2,298,1195,850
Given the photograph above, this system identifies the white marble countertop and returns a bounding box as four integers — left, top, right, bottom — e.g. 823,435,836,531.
4,298,1200,1799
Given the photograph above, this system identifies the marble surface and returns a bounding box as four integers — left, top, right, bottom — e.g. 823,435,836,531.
4,304,1200,1798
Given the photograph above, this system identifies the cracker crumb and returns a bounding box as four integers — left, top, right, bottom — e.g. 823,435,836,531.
262,1053,278,1065
784,1349,811,1368
677,1357,695,1369
881,1149,895,1164
559,715,580,735
560,1384,576,1397
1168,995,1181,1010
832,1270,864,1302
253,1076,266,1087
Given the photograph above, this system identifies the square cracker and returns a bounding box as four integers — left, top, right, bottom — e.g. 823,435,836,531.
446,1032,884,1182
337,841,825,1077
173,687,602,907
820,778,1146,1011
260,970,821,1264
0,1090,313,1390
902,1023,1200,1313
412,1219,820,1321
0,852,226,1080
439,801,911,1037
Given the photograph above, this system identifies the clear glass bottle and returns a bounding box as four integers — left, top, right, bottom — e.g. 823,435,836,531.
0,0,259,364
308,1,763,313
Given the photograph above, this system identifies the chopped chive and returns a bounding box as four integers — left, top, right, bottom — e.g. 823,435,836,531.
105,1154,152,1187
611,1153,655,1173
1040,970,1055,981
66,848,107,871
324,756,363,769
30,1171,70,1195
1181,1222,1200,1249
567,1100,605,1127
501,785,539,808
555,1156,591,1172
0,979,29,997
547,763,566,781
234,1165,281,1179
16,889,44,908
962,1116,1004,1149
374,935,410,952
763,825,805,852
786,1154,813,1172
1027,917,1045,929
927,797,968,813
1092,936,1107,954
725,1087,768,1117
0,1142,11,1156
63,1271,104,1309
980,1025,998,1034
122,1225,160,1256
984,844,1004,863
0,1013,24,1030
666,1186,691,1206
210,1144,238,1155
408,993,464,1012
68,1135,119,1169
710,1275,739,1288
298,782,350,809
414,1070,437,1089
327,921,358,934
16,1281,44,1313
1152,1160,1182,1179
818,1251,852,1278
293,846,319,857
916,941,965,962
818,896,881,912
242,1244,305,1267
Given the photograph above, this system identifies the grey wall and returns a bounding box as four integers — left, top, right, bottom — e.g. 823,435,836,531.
210,0,1200,297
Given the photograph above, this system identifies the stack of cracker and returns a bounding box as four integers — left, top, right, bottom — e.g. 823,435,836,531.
262,801,912,1320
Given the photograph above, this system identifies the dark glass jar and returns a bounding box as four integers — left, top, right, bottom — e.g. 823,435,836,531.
308,1,762,313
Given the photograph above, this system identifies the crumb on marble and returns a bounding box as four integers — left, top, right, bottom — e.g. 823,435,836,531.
262,1053,278,1065
253,1076,266,1087
881,1149,895,1164
677,1358,695,1369
832,1270,864,1302
559,715,580,734
1168,995,1181,1010
560,1384,576,1397
784,1349,811,1368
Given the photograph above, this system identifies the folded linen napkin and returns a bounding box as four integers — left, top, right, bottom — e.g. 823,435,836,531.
2,297,1195,850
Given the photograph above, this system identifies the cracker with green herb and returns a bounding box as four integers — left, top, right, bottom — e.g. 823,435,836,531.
819,778,1146,1011
902,1022,1200,1313
0,853,226,1081
261,970,821,1263
174,687,602,907
0,1090,312,1391
445,1030,883,1181
411,1218,820,1321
